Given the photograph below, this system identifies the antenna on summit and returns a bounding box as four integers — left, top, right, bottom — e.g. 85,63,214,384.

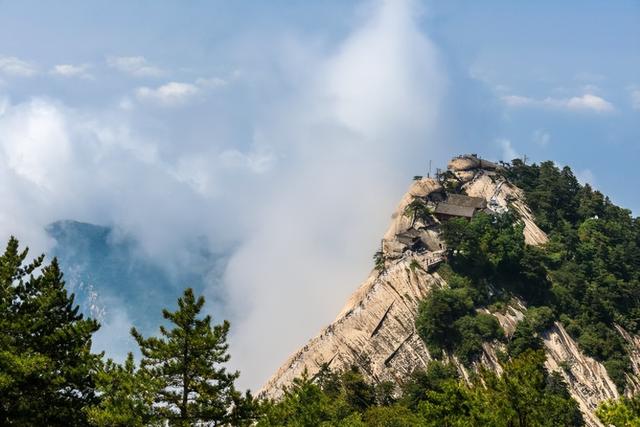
428,160,432,178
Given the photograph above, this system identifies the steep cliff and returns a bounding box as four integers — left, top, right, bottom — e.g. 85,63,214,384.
260,155,636,426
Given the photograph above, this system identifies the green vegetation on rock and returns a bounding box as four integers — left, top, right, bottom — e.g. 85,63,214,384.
506,159,640,389
415,159,640,391
415,287,503,363
259,350,582,426
597,395,640,427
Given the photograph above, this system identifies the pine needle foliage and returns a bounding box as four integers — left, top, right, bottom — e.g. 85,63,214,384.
131,288,245,426
0,237,100,426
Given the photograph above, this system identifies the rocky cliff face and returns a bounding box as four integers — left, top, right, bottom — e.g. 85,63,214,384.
260,155,636,426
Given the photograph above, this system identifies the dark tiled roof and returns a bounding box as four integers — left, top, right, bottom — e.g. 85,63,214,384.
434,203,476,218
445,193,487,209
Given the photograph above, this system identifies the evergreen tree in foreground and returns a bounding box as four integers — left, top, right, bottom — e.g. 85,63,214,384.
0,237,100,426
85,353,161,427
131,288,255,426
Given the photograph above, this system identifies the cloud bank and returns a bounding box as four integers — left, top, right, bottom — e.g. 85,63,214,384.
223,0,447,389
0,0,447,390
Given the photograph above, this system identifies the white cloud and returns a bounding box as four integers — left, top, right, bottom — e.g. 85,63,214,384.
532,129,550,147
319,0,444,139
169,144,275,197
0,55,37,77
135,82,199,107
565,94,614,112
50,63,93,79
218,145,275,174
0,94,220,261
224,0,447,390
134,75,228,107
118,96,135,111
0,99,73,190
501,93,614,113
0,0,449,393
0,99,79,250
497,138,520,162
106,56,163,77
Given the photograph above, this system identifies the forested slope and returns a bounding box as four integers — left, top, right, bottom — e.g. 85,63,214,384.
262,156,640,427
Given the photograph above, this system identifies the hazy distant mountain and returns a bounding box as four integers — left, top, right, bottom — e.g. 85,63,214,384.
46,220,226,334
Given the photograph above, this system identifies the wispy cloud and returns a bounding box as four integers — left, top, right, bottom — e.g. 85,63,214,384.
0,55,37,77
135,82,199,107
134,76,227,107
224,0,447,390
497,138,520,162
50,63,93,79
502,93,614,113
565,94,614,112
106,56,163,77
532,129,550,147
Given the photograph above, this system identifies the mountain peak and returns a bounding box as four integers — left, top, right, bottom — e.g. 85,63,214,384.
260,155,631,427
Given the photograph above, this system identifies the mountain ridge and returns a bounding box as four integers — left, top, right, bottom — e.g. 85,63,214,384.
261,155,638,427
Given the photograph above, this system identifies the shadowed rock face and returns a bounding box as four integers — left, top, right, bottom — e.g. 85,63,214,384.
260,156,637,426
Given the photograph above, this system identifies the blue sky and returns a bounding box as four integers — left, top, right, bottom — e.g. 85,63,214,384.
0,0,638,390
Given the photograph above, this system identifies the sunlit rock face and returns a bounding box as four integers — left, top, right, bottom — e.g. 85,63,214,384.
261,155,637,427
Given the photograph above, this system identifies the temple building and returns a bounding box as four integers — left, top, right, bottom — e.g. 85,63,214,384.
433,193,487,221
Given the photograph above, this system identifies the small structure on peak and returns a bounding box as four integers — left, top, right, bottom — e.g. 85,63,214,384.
433,193,487,221
445,154,501,184
448,153,499,172
431,154,502,221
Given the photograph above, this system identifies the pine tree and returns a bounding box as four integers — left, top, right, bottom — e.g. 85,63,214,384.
0,237,100,426
132,288,251,426
0,236,44,424
85,353,161,427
